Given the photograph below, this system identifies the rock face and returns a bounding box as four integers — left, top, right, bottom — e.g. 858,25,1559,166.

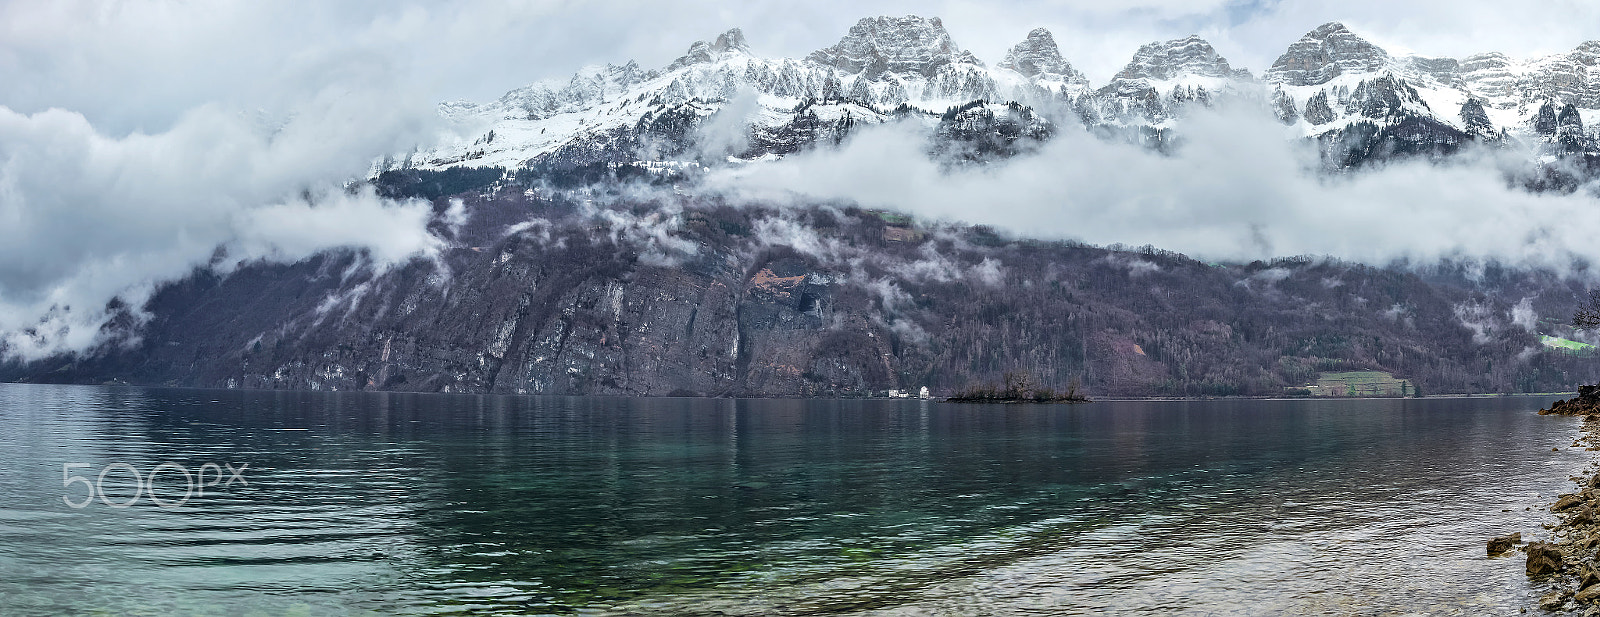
666,28,751,71
1540,386,1600,416
1303,90,1336,125
1520,41,1600,109
1556,493,1588,511
1264,22,1390,86
1558,103,1589,151
931,101,1054,161
807,15,980,79
1110,35,1244,83
1271,88,1298,124
1536,102,1561,136
1087,34,1249,125
1528,542,1564,576
1488,532,1521,556
1344,74,1429,121
1459,52,1521,102
997,28,1087,85
1539,589,1572,611
1459,98,1494,137
1402,56,1465,88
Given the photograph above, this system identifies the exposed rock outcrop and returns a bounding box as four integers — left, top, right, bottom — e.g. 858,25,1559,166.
1540,386,1600,416
1528,542,1564,576
1303,90,1337,125
807,15,981,80
998,28,1087,85
1489,532,1521,556
1459,98,1495,137
1108,35,1244,84
1264,22,1390,87
667,28,751,71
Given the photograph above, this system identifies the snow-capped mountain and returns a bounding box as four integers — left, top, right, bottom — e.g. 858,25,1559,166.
1263,22,1598,155
414,16,1105,171
1087,35,1254,128
998,28,1089,88
407,16,1600,175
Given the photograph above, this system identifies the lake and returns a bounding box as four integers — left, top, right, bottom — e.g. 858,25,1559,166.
0,384,1584,615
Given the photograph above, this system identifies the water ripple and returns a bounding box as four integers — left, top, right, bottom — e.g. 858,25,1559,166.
0,384,1583,615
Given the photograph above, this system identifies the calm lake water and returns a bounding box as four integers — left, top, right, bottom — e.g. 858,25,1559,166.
0,384,1587,616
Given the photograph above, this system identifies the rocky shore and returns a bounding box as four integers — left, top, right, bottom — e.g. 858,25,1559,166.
1510,387,1600,613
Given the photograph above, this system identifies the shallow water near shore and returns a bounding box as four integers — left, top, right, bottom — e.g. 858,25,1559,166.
0,384,1587,615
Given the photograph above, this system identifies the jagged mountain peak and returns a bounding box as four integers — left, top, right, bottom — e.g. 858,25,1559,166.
1264,21,1390,86
1111,34,1243,83
998,27,1087,85
667,28,753,71
807,15,981,80
713,28,749,54
423,14,1600,174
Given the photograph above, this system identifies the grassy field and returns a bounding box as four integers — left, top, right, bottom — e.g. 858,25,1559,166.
1541,335,1595,355
1304,371,1414,397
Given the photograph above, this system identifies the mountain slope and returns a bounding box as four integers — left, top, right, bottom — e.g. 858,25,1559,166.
6,184,1598,398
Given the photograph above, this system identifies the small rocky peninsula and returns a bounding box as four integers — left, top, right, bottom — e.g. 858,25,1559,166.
1507,387,1600,613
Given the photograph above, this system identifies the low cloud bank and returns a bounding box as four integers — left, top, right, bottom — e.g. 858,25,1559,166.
0,90,445,360
707,106,1600,271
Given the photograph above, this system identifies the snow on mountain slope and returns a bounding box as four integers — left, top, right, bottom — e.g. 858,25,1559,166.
1089,35,1254,128
405,16,1600,174
413,17,1024,171
1263,22,1599,147
994,28,1091,105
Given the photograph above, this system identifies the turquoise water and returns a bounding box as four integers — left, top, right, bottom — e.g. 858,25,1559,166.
0,384,1585,615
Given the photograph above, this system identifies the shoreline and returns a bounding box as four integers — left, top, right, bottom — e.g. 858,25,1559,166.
0,380,1580,403
1510,390,1600,613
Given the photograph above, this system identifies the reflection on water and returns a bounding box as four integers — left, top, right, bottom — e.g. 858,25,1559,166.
0,384,1584,615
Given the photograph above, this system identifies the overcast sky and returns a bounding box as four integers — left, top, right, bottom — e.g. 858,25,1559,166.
5,0,1599,136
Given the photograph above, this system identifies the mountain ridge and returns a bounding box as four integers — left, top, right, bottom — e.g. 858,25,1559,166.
421,16,1600,174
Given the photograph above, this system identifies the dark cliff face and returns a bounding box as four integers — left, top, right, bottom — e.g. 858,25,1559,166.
7,176,1599,398
931,101,1054,162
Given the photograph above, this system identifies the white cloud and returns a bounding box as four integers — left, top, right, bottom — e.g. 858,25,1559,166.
697,87,761,160
1454,301,1500,344
0,96,444,360
1101,253,1162,278
1511,297,1539,332
707,105,1600,271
